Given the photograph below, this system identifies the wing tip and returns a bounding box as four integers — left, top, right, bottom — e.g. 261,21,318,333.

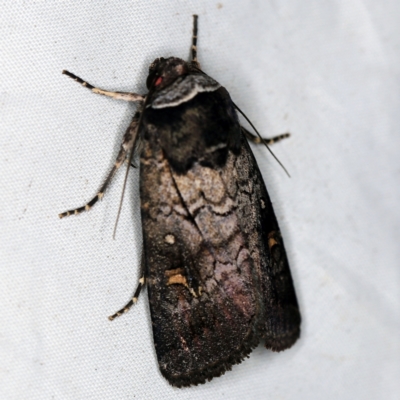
160,323,263,387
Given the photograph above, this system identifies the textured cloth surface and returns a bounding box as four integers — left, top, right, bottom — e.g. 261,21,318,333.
1,1,399,399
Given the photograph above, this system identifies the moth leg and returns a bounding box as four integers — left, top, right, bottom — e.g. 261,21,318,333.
62,70,144,102
108,253,146,321
242,126,290,145
190,15,201,68
59,111,141,219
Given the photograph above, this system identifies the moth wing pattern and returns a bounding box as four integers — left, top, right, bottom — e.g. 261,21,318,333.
238,137,301,351
140,81,300,386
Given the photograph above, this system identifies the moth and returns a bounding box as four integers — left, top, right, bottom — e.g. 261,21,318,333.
59,15,301,387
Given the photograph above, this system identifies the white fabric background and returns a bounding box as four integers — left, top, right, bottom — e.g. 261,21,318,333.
1,1,399,399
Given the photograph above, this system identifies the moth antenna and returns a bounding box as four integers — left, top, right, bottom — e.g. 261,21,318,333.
112,100,148,239
233,102,291,178
191,15,199,65
112,149,135,239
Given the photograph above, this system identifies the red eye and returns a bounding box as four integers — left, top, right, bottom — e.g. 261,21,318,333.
155,76,163,86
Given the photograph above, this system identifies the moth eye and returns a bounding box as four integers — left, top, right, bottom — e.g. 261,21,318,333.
154,76,163,86
146,71,164,89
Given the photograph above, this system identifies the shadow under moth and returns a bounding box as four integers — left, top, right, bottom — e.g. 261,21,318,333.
59,15,301,387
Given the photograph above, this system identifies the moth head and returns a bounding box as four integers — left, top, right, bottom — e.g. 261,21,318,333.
146,57,189,90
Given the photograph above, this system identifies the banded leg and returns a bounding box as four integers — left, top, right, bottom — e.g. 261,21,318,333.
59,111,141,219
62,70,144,102
242,126,290,145
108,253,146,321
190,15,200,68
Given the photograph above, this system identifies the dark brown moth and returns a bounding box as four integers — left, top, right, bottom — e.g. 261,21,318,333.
59,15,301,387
